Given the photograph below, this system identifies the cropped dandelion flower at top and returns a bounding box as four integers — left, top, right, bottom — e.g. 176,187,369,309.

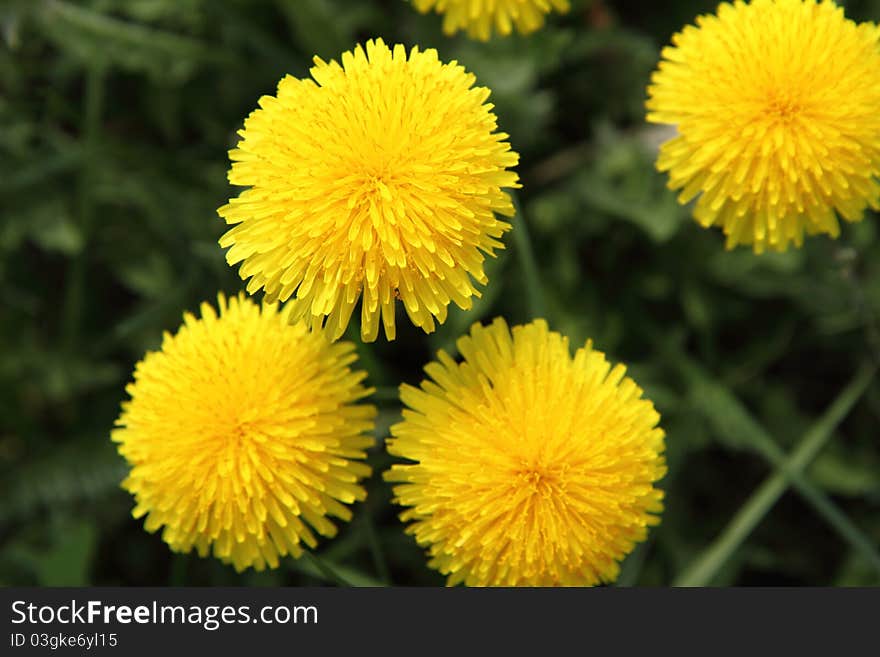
218,38,519,342
646,0,880,252
112,293,376,572
385,319,666,586
412,0,570,40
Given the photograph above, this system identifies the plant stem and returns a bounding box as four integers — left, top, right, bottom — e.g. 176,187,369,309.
62,63,105,353
510,193,546,320
362,511,391,585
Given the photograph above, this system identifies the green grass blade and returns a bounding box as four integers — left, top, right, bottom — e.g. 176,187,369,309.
675,470,788,587
676,365,877,586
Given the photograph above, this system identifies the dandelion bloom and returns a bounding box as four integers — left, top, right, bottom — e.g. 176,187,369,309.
412,0,570,40
218,38,519,342
112,293,376,572
385,318,666,586
646,0,880,252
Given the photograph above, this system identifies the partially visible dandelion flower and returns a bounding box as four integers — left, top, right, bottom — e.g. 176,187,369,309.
218,38,519,342
412,0,570,40
112,293,376,572
384,318,666,586
646,0,880,252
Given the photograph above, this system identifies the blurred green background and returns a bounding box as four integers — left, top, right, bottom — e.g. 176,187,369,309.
2,0,879,587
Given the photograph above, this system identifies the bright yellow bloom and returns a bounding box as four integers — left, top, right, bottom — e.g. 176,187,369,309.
218,38,519,342
385,318,666,586
412,0,570,40
112,293,376,572
646,0,880,252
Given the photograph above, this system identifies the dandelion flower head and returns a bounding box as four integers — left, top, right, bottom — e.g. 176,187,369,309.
646,0,880,252
385,318,666,586
112,293,376,571
218,38,520,342
412,0,570,40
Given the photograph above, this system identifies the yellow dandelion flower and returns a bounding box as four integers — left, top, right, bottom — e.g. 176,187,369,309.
412,0,570,40
112,293,376,572
218,38,520,342
384,318,666,586
646,0,880,252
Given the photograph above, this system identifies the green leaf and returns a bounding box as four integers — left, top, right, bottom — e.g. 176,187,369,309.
31,211,84,255
35,521,97,586
3,519,98,586
809,451,880,497
36,0,226,81
292,551,384,587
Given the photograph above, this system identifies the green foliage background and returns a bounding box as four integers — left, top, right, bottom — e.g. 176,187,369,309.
2,0,879,587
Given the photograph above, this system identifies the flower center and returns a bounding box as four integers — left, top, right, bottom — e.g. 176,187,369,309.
765,93,802,124
367,173,392,198
516,463,566,498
